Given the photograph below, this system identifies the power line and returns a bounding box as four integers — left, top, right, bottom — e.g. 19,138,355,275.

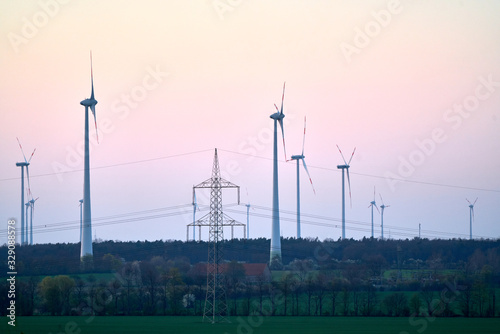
3,147,499,194
0,149,213,182
1,202,492,242
217,149,500,193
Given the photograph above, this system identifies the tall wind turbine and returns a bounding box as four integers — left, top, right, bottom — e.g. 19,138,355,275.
336,145,355,240
290,117,315,239
379,194,390,240
269,82,287,264
368,187,379,238
28,197,39,245
466,198,477,240
15,138,35,246
79,52,99,261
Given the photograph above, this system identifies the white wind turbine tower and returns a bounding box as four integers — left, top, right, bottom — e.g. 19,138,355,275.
466,198,478,240
290,117,315,239
192,192,199,240
79,52,99,262
24,202,30,244
15,138,35,246
336,145,356,240
244,188,253,240
28,197,39,245
367,187,379,238
269,82,288,264
379,194,390,240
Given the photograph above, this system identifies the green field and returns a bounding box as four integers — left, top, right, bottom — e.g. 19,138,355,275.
2,316,499,334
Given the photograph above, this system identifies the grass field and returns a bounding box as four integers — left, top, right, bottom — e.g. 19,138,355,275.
2,316,499,334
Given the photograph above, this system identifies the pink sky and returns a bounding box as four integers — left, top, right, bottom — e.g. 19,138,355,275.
1,0,500,245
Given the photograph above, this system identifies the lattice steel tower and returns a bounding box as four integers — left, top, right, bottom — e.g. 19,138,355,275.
194,149,239,323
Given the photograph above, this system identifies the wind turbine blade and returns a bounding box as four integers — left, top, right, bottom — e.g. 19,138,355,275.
274,103,279,113
347,147,356,165
347,168,352,208
336,145,348,165
280,82,286,115
91,105,99,143
301,116,306,156
16,137,28,162
466,198,472,205
373,186,376,202
301,158,315,195
90,51,94,100
27,148,36,163
473,197,478,205
278,118,287,161
375,205,380,214
380,194,385,205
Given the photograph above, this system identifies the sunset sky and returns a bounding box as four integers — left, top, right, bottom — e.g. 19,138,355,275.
1,0,499,246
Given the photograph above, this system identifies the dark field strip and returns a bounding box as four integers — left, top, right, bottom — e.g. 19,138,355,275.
2,316,500,334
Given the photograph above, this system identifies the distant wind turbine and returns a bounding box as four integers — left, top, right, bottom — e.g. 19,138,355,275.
367,187,379,238
379,194,390,240
79,51,99,261
192,191,199,240
24,202,30,244
269,82,287,264
244,188,253,240
466,198,478,240
290,117,315,239
15,138,35,246
336,145,356,240
28,197,39,245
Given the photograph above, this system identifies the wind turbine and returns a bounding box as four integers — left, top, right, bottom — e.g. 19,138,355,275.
367,187,379,238
28,197,39,245
336,145,355,240
192,191,199,240
466,198,478,240
379,194,390,240
269,82,287,264
24,202,30,244
79,51,99,261
244,188,251,240
15,138,35,246
290,117,315,239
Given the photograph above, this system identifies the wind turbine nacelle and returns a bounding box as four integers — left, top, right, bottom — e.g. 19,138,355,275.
270,112,284,120
80,98,98,107
16,162,29,167
337,164,349,169
291,155,304,160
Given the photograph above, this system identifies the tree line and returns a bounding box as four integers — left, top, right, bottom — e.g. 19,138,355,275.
0,237,498,317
